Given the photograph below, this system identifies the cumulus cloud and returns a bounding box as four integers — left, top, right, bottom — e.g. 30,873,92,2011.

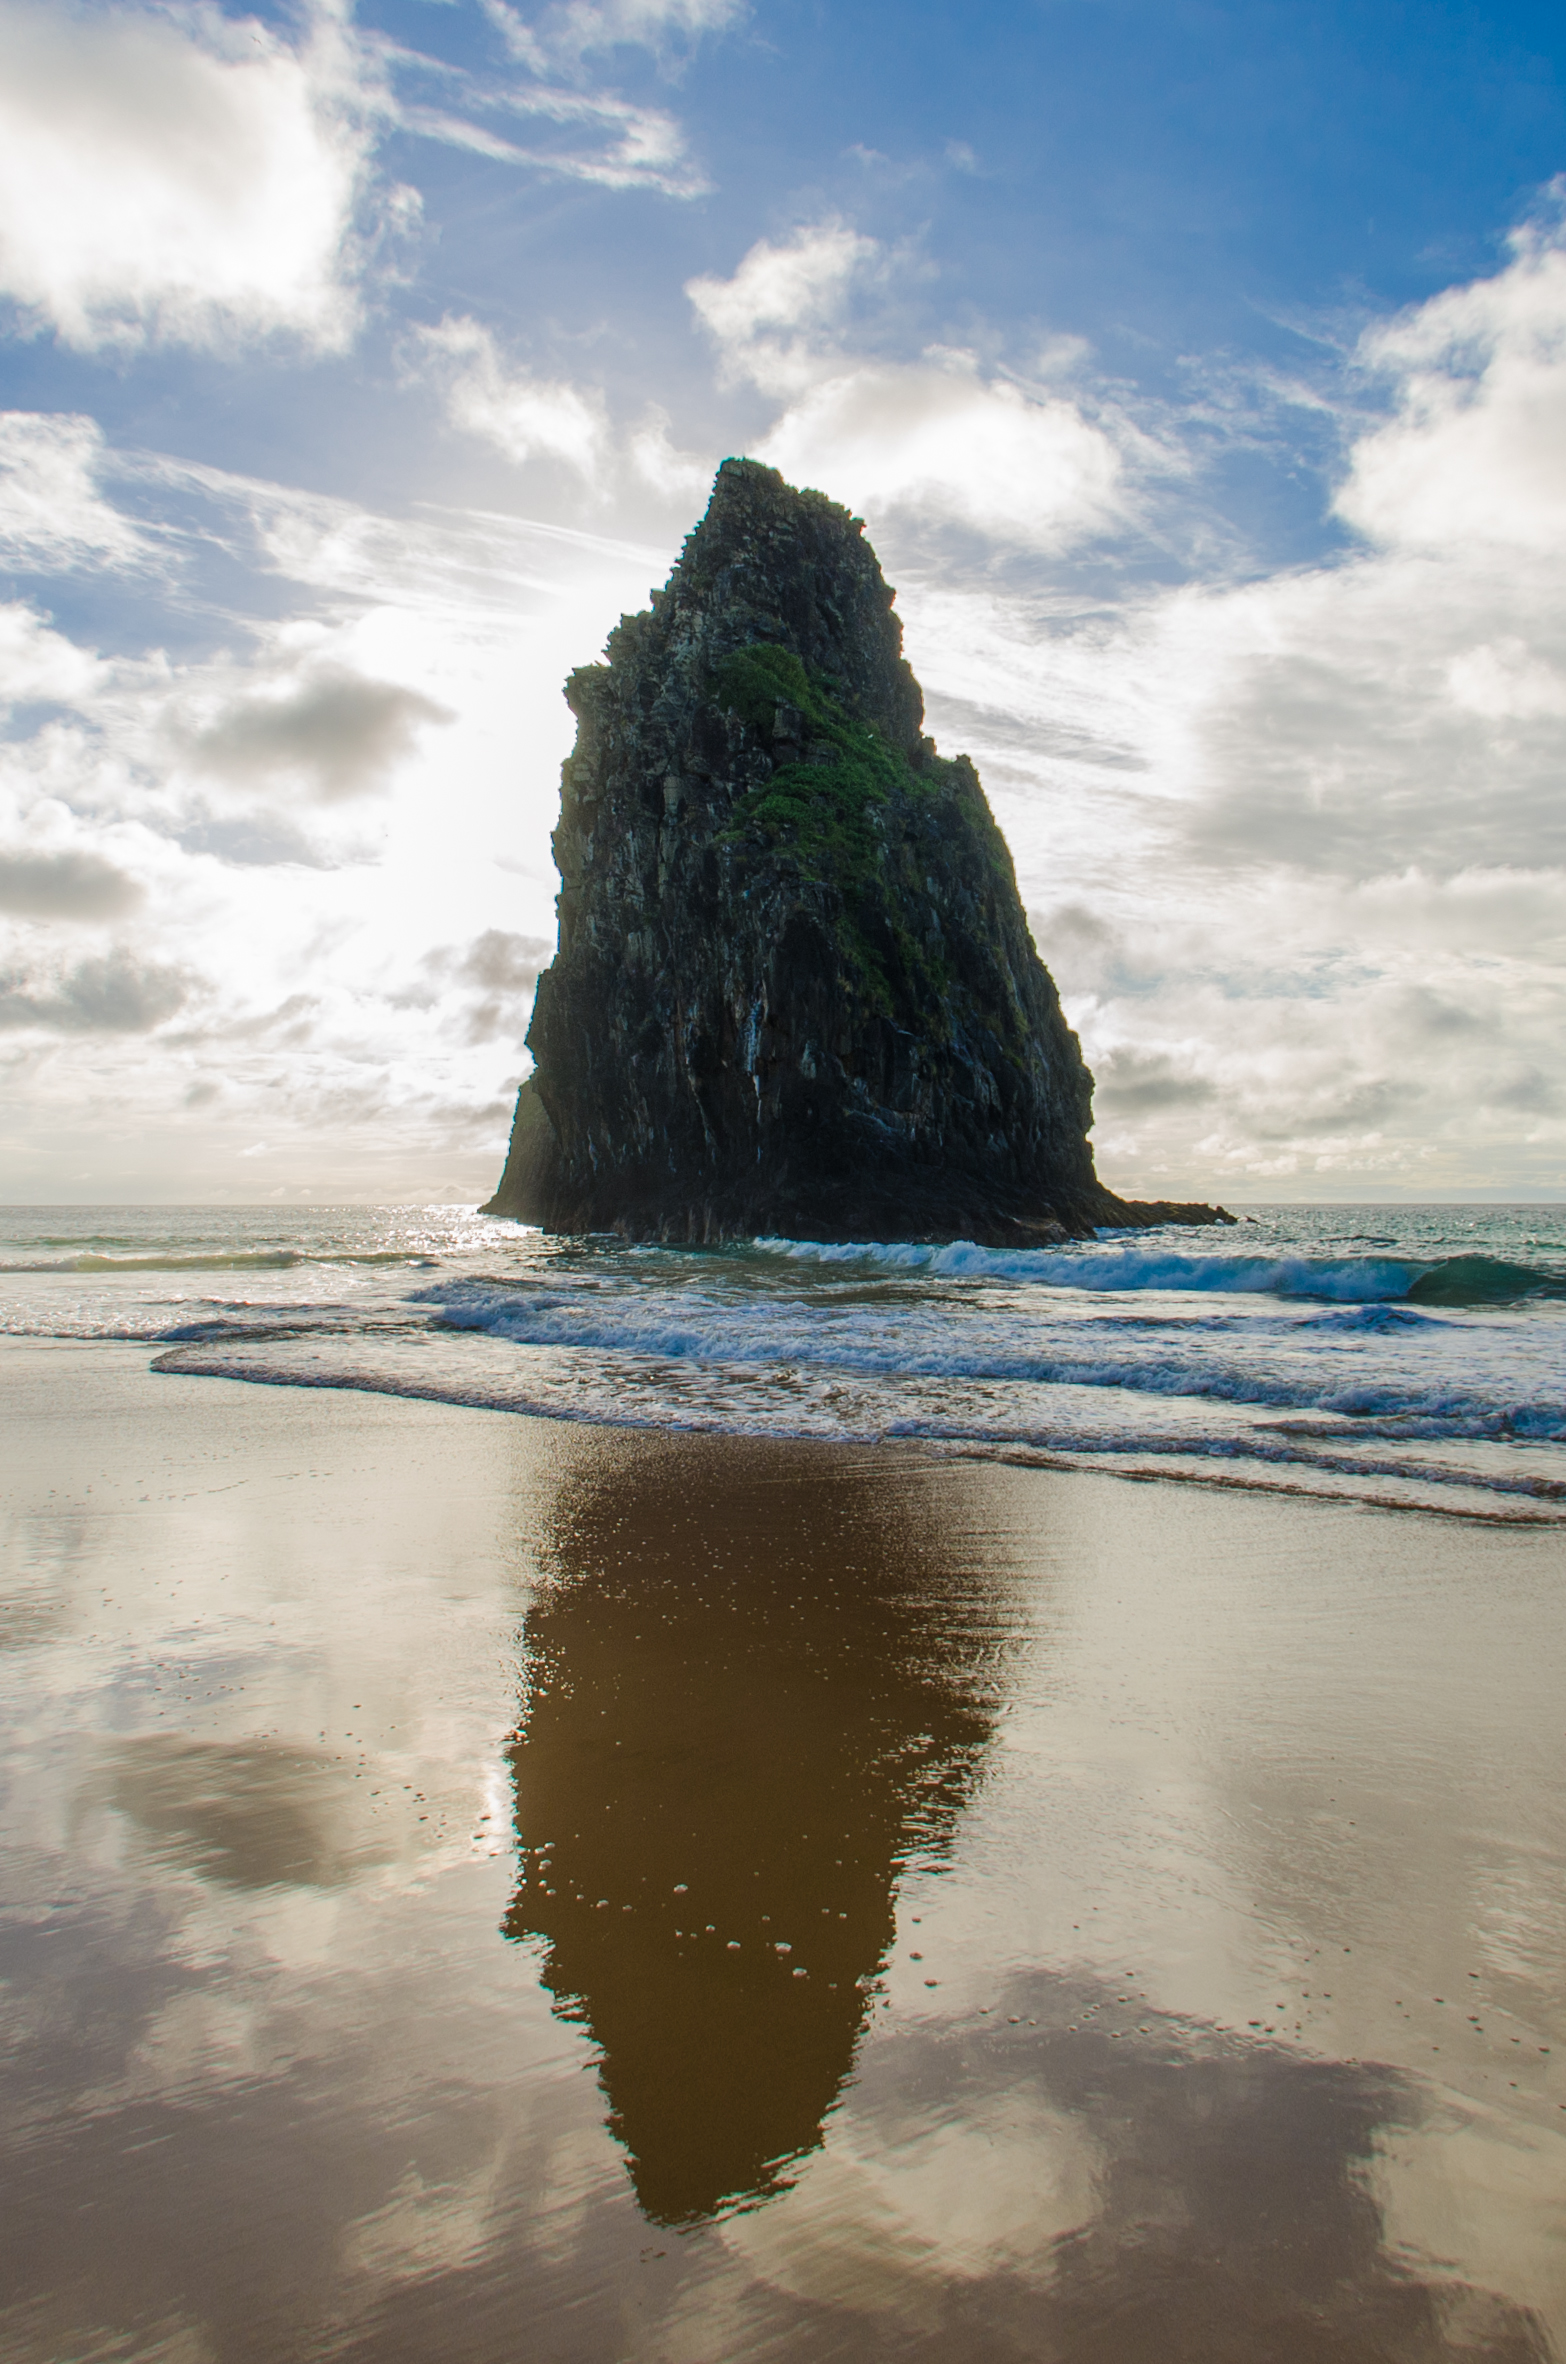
0,848,143,920
414,317,610,482
183,668,455,802
1446,638,1566,721
0,947,189,1031
764,356,1127,551
0,381,668,1201
1154,569,1566,888
686,221,882,391
0,599,107,705
1339,198,1566,555
411,321,715,504
0,0,385,354
0,414,147,571
687,224,1133,550
1029,905,1161,999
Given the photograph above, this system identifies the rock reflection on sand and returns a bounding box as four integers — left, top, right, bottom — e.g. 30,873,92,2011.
501,1439,1002,2223
492,1441,1554,2358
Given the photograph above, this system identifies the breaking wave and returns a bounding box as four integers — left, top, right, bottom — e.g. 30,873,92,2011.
7,1201,1566,1523
757,1238,1562,1306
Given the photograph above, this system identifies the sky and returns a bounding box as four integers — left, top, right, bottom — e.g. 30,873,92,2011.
3,0,1566,1205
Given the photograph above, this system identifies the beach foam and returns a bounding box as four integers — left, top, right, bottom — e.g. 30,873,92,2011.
4,1201,1565,1521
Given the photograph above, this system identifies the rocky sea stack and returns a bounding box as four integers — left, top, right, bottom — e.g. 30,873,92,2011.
487,460,1229,1243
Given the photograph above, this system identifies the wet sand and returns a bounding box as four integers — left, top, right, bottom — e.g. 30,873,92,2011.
2,1336,1563,2362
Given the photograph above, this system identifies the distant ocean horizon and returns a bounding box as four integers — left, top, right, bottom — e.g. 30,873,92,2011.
5,1201,1565,1526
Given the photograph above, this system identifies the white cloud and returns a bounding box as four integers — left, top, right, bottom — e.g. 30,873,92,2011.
413,927,554,1043
8,203,1566,1200
627,407,712,502
386,0,736,194
1338,200,1566,555
481,0,743,75
0,598,109,702
688,224,1133,551
0,846,143,920
763,355,1127,550
687,221,881,390
0,945,191,1031
0,414,148,571
180,667,456,803
0,0,387,355
0,0,724,364
414,316,611,483
400,324,714,512
398,84,704,196
1445,639,1566,721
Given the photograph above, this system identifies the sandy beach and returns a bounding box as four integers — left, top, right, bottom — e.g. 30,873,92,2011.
2,1336,1563,2361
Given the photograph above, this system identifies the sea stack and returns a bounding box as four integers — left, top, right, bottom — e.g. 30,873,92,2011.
487,460,1228,1243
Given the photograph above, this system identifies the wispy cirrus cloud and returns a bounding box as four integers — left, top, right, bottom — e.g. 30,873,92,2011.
480,0,743,76
386,0,739,198
395,82,708,197
0,415,151,572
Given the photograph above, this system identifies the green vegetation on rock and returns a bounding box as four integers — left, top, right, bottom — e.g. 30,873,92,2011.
712,642,949,1010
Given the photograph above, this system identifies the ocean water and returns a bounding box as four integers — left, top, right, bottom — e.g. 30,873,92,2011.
4,1201,1565,1522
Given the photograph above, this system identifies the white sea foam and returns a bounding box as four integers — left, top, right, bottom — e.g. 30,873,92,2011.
5,1201,1566,1521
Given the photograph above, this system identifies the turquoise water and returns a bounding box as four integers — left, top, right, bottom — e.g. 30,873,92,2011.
4,1202,1565,1521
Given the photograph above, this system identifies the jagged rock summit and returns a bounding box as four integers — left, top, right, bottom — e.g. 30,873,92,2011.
487,459,1229,1243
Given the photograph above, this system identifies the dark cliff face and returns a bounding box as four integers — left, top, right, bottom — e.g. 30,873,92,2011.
488,459,1224,1242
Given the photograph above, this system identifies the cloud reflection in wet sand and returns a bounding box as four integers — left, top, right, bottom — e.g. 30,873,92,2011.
0,1369,1559,2363
92,1735,393,1891
720,1992,1553,2360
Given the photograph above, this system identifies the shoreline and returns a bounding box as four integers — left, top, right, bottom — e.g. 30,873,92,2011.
127,1329,1566,1531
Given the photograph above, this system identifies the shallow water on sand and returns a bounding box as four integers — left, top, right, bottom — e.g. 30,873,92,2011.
2,1341,1563,2361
